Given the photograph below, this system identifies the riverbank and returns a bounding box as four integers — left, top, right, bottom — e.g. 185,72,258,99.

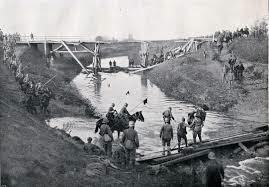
15,46,97,118
1,41,268,186
146,37,268,120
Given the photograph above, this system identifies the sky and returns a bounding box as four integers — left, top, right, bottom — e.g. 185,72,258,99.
0,0,267,40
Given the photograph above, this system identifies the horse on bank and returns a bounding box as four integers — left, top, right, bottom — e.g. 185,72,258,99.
95,111,144,138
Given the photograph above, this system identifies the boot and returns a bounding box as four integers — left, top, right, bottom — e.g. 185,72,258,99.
162,147,165,156
167,146,171,155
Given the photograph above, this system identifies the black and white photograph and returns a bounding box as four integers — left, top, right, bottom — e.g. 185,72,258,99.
0,0,268,186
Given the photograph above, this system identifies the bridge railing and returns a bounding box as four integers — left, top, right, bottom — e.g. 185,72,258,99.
19,35,94,42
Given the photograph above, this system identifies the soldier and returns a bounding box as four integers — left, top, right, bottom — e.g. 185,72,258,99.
160,117,174,155
107,103,117,122
26,81,35,97
191,113,203,144
206,152,224,187
237,62,245,81
162,107,175,124
35,82,43,96
23,74,29,84
99,118,113,157
121,120,139,169
84,137,104,156
120,103,130,117
177,117,188,152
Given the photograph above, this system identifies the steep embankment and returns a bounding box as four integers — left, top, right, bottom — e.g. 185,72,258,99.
15,46,97,118
147,38,268,117
226,38,268,122
147,43,238,111
0,59,126,186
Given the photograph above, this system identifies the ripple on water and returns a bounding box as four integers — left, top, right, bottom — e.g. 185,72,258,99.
224,157,269,186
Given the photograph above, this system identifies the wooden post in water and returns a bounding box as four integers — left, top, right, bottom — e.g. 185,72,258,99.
93,42,101,75
140,42,149,67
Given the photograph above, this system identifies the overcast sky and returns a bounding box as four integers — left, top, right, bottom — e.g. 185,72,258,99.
0,0,267,40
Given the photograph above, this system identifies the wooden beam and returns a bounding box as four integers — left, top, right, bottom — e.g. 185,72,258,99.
137,132,268,162
187,134,268,153
54,50,91,53
61,40,90,74
79,43,95,55
154,149,211,167
238,143,256,155
52,44,64,52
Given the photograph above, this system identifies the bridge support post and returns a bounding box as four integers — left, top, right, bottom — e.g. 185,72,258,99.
44,40,53,57
92,43,101,75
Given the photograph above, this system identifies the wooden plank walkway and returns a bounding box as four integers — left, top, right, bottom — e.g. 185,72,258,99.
136,130,268,163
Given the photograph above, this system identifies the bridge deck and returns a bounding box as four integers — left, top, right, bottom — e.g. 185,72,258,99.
136,126,268,164
16,40,103,45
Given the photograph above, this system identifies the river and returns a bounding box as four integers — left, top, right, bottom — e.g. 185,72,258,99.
47,56,268,186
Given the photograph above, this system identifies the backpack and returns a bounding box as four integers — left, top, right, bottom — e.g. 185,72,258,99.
103,134,112,142
125,139,134,150
196,109,206,121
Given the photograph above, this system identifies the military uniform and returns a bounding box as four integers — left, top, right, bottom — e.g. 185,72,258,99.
192,117,203,143
99,123,113,157
160,123,173,155
120,106,130,116
121,127,139,168
206,159,224,187
177,122,188,151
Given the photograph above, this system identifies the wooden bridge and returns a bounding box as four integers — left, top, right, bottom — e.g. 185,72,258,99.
16,36,107,74
130,37,212,74
136,125,268,167
16,35,212,75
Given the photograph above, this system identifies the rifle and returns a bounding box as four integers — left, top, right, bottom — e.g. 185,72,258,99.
43,75,57,86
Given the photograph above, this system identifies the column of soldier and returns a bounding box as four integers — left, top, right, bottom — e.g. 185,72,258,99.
2,35,53,114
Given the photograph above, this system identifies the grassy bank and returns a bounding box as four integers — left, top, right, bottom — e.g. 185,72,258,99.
146,38,268,114
228,37,268,64
1,41,268,186
147,54,237,111
16,46,97,118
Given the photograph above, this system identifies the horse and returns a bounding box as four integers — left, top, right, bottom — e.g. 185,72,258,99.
95,111,144,138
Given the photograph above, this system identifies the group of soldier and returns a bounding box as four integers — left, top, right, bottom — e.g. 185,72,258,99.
108,60,117,70
2,35,53,114
223,52,245,88
161,106,206,155
96,102,138,169
96,102,207,168
228,53,245,81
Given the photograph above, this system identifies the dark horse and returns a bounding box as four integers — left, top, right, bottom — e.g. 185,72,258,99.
95,111,144,138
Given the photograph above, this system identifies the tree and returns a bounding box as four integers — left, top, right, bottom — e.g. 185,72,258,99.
95,36,104,41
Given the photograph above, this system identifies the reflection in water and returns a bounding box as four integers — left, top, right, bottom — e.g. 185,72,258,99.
140,75,148,88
